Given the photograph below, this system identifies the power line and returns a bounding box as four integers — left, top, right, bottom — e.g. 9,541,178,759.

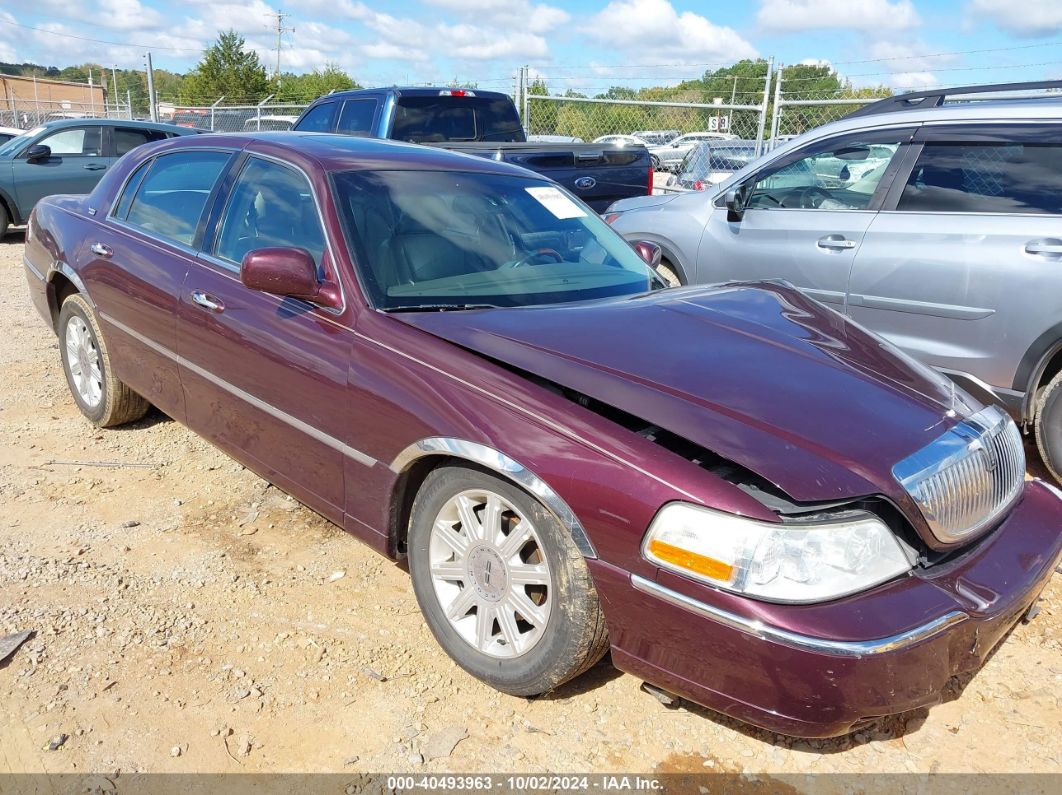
0,18,204,53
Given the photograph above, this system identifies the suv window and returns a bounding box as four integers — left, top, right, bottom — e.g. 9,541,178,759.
215,157,326,271
337,99,377,137
744,136,904,211
35,126,102,156
897,142,1062,215
114,127,170,156
391,96,524,143
121,150,232,246
294,102,335,132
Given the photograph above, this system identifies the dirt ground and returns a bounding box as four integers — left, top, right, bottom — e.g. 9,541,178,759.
1,231,1060,780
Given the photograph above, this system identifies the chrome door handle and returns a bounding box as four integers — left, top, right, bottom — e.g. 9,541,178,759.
817,235,856,251
83,163,107,171
191,290,224,313
89,242,112,258
1025,239,1062,258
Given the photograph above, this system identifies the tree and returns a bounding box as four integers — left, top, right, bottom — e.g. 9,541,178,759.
274,64,360,102
180,30,269,104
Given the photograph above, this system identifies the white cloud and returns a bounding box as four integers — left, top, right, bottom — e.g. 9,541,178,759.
757,0,920,33
583,0,757,64
970,0,1062,36
424,0,570,35
847,41,954,91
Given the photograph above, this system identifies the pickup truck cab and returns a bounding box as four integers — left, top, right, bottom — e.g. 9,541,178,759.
292,87,651,212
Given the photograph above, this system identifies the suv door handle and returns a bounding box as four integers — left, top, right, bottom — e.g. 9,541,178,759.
1025,239,1062,258
191,290,225,313
817,235,857,251
83,163,107,171
89,242,112,258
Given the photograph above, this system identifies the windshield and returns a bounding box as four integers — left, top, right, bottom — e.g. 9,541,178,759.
332,170,655,310
392,96,525,143
0,127,43,157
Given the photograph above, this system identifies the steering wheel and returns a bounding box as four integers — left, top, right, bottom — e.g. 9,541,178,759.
503,248,564,269
797,186,833,209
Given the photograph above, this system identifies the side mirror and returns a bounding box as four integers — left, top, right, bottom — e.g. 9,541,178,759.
240,247,340,309
725,188,744,222
631,239,662,269
25,144,51,162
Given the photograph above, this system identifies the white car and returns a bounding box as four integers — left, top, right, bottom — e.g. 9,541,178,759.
650,132,738,171
593,134,649,147
0,126,23,145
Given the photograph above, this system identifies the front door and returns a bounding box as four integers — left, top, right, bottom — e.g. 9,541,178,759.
697,128,913,310
12,125,112,213
177,154,354,522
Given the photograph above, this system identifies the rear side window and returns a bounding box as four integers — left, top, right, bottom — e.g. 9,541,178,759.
898,142,1062,215
337,99,377,137
391,96,524,143
120,150,232,246
294,102,335,132
113,127,169,156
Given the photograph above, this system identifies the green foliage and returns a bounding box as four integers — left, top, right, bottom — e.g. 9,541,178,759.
273,64,361,102
180,30,270,104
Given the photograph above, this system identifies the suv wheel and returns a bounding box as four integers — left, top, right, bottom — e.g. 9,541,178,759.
656,258,683,287
1035,371,1062,484
407,466,609,696
59,294,150,427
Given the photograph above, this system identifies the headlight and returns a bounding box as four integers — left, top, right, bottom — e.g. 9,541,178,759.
642,503,912,603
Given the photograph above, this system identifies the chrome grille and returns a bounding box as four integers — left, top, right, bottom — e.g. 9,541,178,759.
892,406,1025,544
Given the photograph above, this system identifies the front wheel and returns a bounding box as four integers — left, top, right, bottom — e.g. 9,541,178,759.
656,258,683,288
408,466,609,696
58,294,150,427
1034,371,1062,484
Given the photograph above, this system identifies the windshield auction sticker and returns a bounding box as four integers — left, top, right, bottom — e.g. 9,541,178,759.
525,186,587,219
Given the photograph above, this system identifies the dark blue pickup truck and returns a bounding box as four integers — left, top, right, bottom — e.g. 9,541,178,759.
292,87,652,212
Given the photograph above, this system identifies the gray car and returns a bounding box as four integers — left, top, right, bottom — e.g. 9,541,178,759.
607,81,1062,480
0,118,199,237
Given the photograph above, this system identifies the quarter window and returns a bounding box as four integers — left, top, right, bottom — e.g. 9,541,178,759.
214,157,326,270
337,99,377,137
897,142,1062,215
35,126,102,156
294,102,335,132
744,137,903,211
121,150,232,246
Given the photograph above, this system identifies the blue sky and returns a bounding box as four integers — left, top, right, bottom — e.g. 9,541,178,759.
1,0,1061,99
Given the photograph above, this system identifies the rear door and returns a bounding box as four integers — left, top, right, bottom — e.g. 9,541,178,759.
696,128,914,308
11,125,112,212
847,123,1062,398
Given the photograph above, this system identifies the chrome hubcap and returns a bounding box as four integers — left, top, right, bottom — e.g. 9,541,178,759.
429,490,552,658
65,317,102,408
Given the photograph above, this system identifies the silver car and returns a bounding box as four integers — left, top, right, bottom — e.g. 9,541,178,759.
606,81,1062,481
649,132,738,171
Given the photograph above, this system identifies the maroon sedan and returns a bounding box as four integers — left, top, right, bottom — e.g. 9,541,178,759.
22,132,1062,738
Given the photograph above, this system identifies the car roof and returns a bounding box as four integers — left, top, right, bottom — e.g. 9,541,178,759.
310,86,512,103
33,117,198,134
144,131,542,178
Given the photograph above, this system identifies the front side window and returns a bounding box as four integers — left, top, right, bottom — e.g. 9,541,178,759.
121,150,232,246
332,170,654,309
114,127,169,156
35,126,102,156
743,136,903,211
896,142,1062,215
337,100,377,137
293,102,335,132
215,157,326,270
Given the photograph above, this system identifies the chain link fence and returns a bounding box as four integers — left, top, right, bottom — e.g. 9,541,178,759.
1,98,133,129
163,103,309,132
768,89,878,151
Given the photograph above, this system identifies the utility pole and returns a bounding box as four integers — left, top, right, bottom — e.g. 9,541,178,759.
145,52,158,122
111,65,120,114
269,8,294,89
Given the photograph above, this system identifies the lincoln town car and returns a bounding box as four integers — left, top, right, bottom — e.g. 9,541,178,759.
22,132,1062,738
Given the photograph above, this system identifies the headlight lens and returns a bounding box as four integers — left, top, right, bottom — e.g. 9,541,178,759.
643,503,912,603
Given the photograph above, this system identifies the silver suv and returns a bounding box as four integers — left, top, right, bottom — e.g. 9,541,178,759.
607,81,1062,481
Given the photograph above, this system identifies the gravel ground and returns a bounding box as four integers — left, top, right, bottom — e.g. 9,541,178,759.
1,232,1060,779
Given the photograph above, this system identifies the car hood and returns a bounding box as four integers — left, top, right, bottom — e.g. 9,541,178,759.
394,283,965,506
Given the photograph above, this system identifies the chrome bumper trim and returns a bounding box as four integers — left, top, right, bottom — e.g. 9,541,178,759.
630,574,967,657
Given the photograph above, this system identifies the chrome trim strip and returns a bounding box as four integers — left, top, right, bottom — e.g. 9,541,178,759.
391,437,597,559
99,311,377,468
51,263,94,308
23,255,45,281
630,574,968,657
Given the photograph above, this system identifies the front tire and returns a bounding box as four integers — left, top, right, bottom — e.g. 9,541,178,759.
656,258,683,287
1035,372,1062,484
58,294,150,427
408,466,608,696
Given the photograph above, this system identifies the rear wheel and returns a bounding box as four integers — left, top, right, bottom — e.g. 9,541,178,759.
58,294,150,427
656,258,683,287
408,466,609,696
0,206,9,239
1035,371,1062,484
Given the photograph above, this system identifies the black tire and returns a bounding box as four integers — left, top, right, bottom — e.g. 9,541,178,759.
1035,371,1062,484
656,258,683,287
58,294,150,427
408,465,609,696
0,206,8,239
